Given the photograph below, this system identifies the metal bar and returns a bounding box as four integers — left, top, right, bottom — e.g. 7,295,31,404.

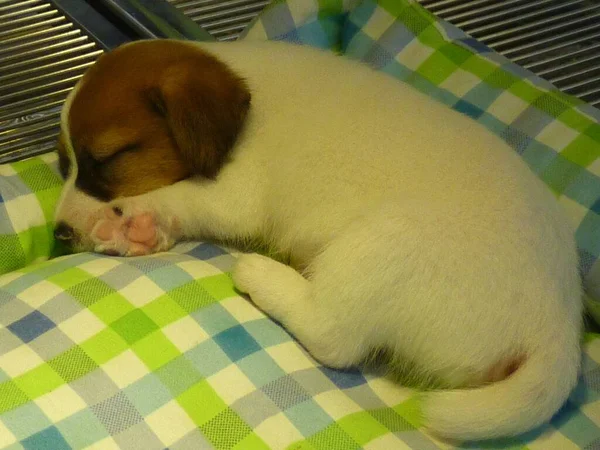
184,0,270,17
0,74,82,103
0,0,43,14
169,0,215,7
0,2,50,19
561,77,600,95
552,62,600,87
505,22,600,60
0,142,58,164
0,88,72,116
421,0,484,13
0,16,65,38
0,29,81,56
0,22,73,46
434,0,506,16
484,9,600,47
529,42,600,73
0,128,61,154
0,9,59,29
0,35,89,64
1,42,98,73
468,4,600,39
210,23,249,37
545,58,600,81
51,0,133,50
218,33,240,41
0,0,140,162
0,112,60,139
0,49,101,83
578,85,600,100
447,0,562,27
211,29,245,39
196,12,259,30
171,0,262,8
98,0,214,40
0,61,94,92
0,99,64,122
169,0,267,41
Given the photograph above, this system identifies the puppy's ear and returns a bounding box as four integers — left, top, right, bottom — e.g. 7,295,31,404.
147,55,251,178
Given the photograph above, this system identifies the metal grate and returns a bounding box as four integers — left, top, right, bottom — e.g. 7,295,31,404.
0,0,104,163
171,0,600,107
167,0,270,41
418,0,600,108
3,0,599,163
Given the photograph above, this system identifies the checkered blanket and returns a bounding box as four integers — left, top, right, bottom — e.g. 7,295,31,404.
1,242,600,449
1,0,600,448
0,153,64,275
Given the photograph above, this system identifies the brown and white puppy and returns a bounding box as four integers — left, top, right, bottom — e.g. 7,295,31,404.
54,39,582,441
54,40,250,252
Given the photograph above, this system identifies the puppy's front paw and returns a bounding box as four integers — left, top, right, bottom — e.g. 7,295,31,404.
232,253,271,295
91,202,176,256
232,254,289,317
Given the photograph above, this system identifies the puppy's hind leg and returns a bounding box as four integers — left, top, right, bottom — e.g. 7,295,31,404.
232,253,367,369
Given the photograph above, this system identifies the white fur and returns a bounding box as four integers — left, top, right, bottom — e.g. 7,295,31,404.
55,40,583,440
54,81,107,245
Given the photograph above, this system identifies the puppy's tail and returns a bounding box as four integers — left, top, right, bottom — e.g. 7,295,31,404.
423,328,581,441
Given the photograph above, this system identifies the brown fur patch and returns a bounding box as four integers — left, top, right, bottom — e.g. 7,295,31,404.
66,39,251,200
485,355,524,383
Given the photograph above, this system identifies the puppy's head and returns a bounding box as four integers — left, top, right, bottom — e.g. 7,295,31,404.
53,39,251,251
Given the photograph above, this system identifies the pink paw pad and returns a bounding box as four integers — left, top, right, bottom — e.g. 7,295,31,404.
93,207,163,256
126,213,158,247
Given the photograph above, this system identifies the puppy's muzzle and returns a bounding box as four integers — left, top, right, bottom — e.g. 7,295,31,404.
54,221,75,242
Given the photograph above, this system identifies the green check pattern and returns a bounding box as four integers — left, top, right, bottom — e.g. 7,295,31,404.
1,0,600,448
0,247,423,449
0,153,64,276
1,244,600,449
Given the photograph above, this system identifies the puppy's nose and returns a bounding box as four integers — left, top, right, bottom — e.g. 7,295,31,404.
54,222,75,241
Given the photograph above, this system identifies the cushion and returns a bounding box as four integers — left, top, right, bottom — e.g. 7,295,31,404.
1,1,599,448
2,243,600,449
2,245,600,449
0,154,65,275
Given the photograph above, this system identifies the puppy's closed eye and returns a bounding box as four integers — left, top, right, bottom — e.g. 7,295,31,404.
74,151,113,201
117,143,140,155
95,143,140,164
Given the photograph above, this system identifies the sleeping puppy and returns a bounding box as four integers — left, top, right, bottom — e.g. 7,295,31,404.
54,39,582,441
